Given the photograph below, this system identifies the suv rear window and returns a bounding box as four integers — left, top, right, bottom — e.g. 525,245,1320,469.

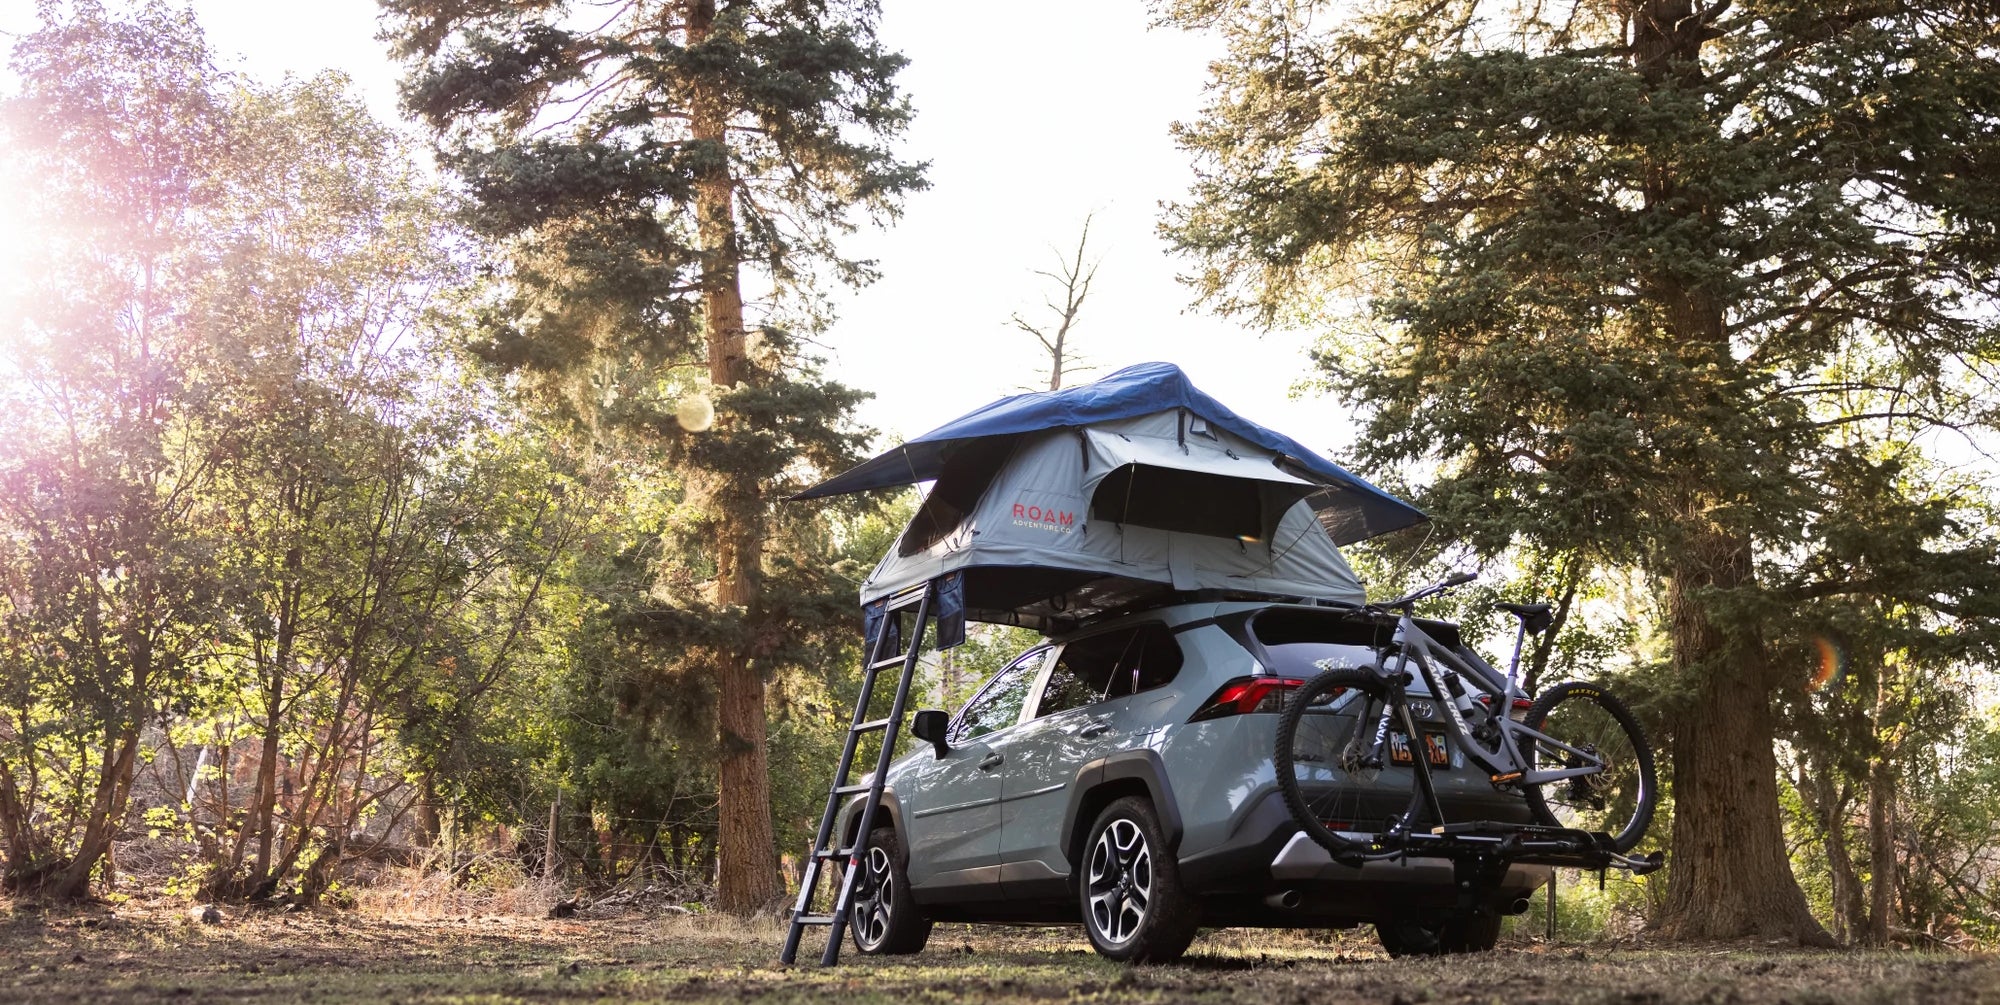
1242,607,1462,677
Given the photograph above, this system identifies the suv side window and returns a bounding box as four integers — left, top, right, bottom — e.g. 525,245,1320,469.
1034,624,1185,718
951,649,1043,742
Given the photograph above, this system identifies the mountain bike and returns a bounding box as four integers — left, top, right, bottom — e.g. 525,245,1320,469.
1273,572,1660,870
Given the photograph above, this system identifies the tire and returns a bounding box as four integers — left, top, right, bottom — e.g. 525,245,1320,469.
846,827,932,955
1520,681,1658,853
1376,909,1502,957
1273,667,1398,856
1078,796,1200,963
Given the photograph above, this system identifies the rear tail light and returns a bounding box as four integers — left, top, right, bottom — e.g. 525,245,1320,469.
1478,694,1534,721
1189,676,1313,722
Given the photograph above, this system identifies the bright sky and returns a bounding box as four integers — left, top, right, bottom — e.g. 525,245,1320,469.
0,0,1366,461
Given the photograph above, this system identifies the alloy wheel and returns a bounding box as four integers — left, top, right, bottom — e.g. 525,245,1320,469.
1086,819,1152,944
851,845,894,949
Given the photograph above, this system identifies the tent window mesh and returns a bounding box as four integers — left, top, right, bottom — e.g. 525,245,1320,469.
1090,464,1263,539
898,438,1015,557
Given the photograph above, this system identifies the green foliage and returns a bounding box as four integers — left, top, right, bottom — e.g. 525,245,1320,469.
1168,0,2000,590
1512,869,1662,943
0,0,239,897
1899,708,2000,942
1165,0,2000,935
382,0,921,475
381,0,927,907
0,1,603,904
0,0,934,912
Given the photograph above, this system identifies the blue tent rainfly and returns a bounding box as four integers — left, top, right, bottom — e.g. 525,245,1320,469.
796,361,1426,546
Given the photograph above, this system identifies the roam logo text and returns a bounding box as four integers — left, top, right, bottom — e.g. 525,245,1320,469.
1011,502,1076,534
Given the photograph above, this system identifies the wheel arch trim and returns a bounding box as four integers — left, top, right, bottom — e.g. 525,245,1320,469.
1059,749,1184,872
839,787,909,863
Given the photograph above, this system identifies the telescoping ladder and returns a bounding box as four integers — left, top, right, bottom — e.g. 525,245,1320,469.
780,581,935,966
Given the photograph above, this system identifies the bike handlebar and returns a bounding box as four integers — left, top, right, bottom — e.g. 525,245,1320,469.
1375,570,1478,612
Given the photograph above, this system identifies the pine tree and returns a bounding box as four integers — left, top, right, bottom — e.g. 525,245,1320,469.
383,0,925,912
1166,0,2000,941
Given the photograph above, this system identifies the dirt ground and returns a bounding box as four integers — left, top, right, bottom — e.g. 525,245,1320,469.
2,897,1994,1004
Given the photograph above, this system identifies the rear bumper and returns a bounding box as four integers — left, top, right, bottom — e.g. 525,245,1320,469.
1175,788,1548,922
1270,830,1550,891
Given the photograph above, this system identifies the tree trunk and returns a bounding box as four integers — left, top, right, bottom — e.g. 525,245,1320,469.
1863,758,1895,945
50,725,142,900
699,825,719,887
249,558,302,889
1656,531,1833,944
1863,665,1896,945
413,772,442,851
1047,327,1066,391
543,790,561,882
1798,766,1863,942
0,762,63,892
687,0,781,915
1629,1,1831,945
244,682,283,888
296,836,344,906
47,627,160,901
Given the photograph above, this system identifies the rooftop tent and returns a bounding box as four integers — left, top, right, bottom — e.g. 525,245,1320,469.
798,363,1422,541
797,363,1427,630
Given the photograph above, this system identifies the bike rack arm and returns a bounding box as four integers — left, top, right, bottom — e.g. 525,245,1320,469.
1336,822,1664,876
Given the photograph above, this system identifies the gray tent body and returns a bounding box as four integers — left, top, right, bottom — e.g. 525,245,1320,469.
863,409,1367,630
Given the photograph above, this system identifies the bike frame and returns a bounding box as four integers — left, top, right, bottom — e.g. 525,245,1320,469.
1384,615,1606,788
1319,599,1611,843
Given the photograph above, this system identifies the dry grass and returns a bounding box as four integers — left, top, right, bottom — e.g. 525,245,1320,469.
3,894,1995,1004
352,855,569,921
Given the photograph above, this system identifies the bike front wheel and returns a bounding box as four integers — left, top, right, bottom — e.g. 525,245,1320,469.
1273,667,1400,856
1519,681,1657,852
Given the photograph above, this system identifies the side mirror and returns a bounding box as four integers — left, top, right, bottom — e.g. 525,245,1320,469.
910,709,950,759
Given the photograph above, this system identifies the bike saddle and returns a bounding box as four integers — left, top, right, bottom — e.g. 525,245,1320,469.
1495,602,1554,633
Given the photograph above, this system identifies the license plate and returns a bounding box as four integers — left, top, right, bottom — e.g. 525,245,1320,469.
1389,730,1449,767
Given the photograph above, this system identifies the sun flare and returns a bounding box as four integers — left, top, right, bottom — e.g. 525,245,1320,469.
0,162,30,313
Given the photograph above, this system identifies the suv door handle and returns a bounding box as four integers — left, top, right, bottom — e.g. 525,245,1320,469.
1076,721,1113,739
977,752,1005,771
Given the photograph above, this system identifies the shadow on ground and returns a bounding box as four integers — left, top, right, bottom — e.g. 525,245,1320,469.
1,898,1992,1004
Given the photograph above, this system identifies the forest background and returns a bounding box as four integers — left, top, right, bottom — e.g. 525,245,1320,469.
0,0,1997,951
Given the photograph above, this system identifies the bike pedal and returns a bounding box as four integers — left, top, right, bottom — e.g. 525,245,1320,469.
1489,772,1522,783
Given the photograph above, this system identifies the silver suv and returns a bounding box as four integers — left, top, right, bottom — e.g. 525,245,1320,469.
836,599,1550,962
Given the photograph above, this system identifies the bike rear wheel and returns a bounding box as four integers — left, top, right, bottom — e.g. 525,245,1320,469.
1519,681,1657,852
1273,667,1400,856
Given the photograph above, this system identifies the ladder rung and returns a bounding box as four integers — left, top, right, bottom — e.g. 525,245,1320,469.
867,655,909,672
793,914,836,926
852,717,893,733
814,846,858,860
885,589,929,611
832,783,873,796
